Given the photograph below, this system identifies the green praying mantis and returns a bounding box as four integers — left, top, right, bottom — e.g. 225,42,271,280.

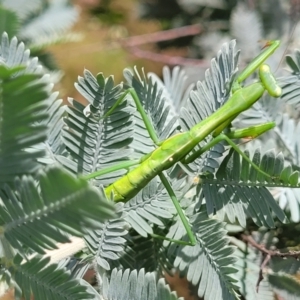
83,40,282,246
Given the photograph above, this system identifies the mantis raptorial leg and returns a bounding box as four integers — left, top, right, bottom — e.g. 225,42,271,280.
84,40,282,246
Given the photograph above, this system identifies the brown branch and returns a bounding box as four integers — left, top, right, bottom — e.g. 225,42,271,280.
242,234,300,258
121,24,203,47
120,24,207,67
242,234,300,292
127,47,208,67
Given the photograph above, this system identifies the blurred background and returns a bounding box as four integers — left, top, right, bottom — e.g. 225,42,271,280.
1,0,299,103
49,0,300,103
1,1,300,299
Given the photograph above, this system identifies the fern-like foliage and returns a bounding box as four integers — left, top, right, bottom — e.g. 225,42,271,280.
12,255,97,300
0,31,67,166
97,267,183,300
124,67,178,155
0,34,118,299
2,0,79,47
60,70,135,185
84,203,129,271
0,64,48,183
0,166,114,255
148,66,194,120
166,205,239,299
0,32,41,72
0,0,79,71
233,47,300,223
199,148,294,227
123,177,177,238
38,91,66,164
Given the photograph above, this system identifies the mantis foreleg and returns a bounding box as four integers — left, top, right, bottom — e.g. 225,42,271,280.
183,122,276,179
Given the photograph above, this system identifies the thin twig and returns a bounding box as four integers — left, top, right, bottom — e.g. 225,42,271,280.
256,254,271,292
242,234,300,258
242,234,300,291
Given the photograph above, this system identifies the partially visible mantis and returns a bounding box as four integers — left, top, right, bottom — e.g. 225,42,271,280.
83,40,282,246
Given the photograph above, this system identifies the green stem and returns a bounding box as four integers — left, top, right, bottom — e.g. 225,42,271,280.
129,88,160,145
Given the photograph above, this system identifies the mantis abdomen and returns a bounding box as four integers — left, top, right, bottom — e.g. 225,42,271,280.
105,80,269,202
105,131,192,201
